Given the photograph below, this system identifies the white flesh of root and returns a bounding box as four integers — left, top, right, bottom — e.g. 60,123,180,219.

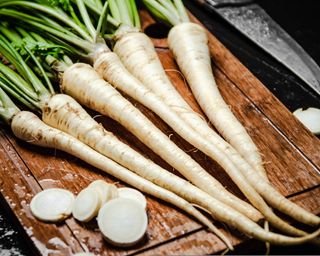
12,111,230,248
22,98,320,244
113,30,268,181
293,108,320,135
72,187,101,222
92,51,312,234
97,198,148,247
62,63,261,222
118,187,147,209
167,22,320,227
30,188,74,222
88,180,119,205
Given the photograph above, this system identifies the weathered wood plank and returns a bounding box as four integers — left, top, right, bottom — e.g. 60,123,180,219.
0,9,319,256
157,49,320,195
201,17,320,172
0,129,83,255
5,121,203,256
137,186,320,256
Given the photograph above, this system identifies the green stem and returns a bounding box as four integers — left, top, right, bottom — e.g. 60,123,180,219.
107,16,121,27
109,0,121,22
120,0,133,25
0,25,51,101
24,46,55,95
83,0,101,15
0,9,95,54
158,0,180,19
96,1,109,36
0,23,22,44
0,1,93,42
68,1,87,31
173,0,189,22
0,78,40,113
143,0,180,26
0,87,20,125
0,63,37,100
76,0,96,41
128,0,141,28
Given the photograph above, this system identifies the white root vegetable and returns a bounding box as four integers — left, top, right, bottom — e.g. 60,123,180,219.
113,30,268,181
61,63,261,222
118,187,147,209
167,22,320,227
97,197,148,247
12,111,230,248
72,187,101,222
293,107,320,135
30,188,74,222
167,22,266,179
93,49,311,235
111,30,268,181
12,111,320,246
88,180,119,204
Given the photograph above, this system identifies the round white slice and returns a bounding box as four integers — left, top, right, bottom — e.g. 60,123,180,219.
88,180,118,204
293,107,320,135
30,188,74,222
72,188,101,222
97,197,148,247
118,187,147,209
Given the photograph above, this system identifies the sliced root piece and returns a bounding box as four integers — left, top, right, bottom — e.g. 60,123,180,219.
72,188,101,222
88,180,119,204
118,187,147,209
293,107,320,135
30,188,74,222
13,111,231,248
97,197,148,247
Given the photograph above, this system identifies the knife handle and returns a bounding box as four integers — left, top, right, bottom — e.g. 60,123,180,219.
193,0,254,8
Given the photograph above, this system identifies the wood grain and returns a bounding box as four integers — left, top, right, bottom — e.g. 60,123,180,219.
0,10,319,255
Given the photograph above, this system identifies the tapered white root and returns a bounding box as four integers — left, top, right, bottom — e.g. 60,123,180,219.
94,40,311,235
64,62,261,222
168,22,266,178
11,110,230,248
167,22,320,227
11,111,320,246
112,30,268,181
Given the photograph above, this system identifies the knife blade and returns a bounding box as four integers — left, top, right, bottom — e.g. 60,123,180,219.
191,0,320,96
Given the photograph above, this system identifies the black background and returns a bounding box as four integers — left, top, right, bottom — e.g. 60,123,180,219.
1,0,320,255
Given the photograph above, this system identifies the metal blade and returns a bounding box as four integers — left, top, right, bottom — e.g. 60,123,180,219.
211,3,320,96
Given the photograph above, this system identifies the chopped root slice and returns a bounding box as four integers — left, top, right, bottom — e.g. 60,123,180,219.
293,107,320,135
88,180,119,204
118,187,147,209
30,188,74,222
97,197,148,247
72,188,101,222
12,111,231,248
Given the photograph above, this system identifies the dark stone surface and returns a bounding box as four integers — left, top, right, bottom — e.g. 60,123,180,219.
1,0,319,255
0,198,32,256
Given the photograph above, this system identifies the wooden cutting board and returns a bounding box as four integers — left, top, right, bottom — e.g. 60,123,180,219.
0,10,319,255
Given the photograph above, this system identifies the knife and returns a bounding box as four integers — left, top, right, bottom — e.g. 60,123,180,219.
190,0,320,96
